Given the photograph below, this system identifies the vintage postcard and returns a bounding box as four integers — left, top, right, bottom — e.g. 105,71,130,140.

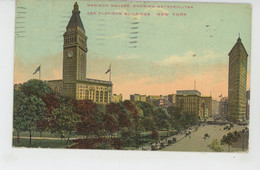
13,0,251,152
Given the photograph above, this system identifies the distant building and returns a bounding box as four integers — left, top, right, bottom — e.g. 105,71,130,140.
201,96,212,117
147,95,175,108
168,94,176,104
176,90,201,96
151,98,165,107
130,94,146,102
130,94,175,108
212,100,220,118
146,95,163,107
176,90,201,118
219,97,228,120
112,94,122,103
162,94,175,108
140,95,147,102
130,94,139,101
200,101,208,120
228,37,248,122
246,90,250,119
147,95,162,101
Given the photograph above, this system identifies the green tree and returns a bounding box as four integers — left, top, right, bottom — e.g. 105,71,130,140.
136,101,155,117
51,104,79,145
13,95,46,145
106,102,132,146
20,79,52,99
123,100,143,147
208,139,223,152
154,107,170,130
13,90,26,143
221,131,241,152
167,106,185,131
167,106,199,131
141,116,156,131
183,112,198,128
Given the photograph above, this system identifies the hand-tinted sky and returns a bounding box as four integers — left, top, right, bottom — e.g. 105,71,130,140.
14,0,251,100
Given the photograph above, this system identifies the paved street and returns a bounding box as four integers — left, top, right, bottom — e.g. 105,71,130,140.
161,124,246,152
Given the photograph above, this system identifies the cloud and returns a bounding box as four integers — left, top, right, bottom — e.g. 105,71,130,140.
157,50,226,66
97,33,127,39
116,54,139,60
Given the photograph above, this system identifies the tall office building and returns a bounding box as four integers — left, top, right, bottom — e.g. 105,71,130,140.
201,96,212,117
212,100,220,117
219,97,228,120
47,3,113,103
176,90,201,118
228,37,248,122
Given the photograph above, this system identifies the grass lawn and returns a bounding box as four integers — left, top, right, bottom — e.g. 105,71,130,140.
13,130,81,138
12,129,179,149
13,138,73,148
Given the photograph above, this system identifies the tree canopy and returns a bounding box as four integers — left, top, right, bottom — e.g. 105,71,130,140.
20,79,52,99
13,94,46,144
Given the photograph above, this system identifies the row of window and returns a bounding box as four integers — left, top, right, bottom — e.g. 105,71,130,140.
77,90,109,103
77,85,107,90
65,37,76,44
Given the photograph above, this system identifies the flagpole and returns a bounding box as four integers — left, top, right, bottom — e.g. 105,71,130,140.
39,64,41,80
109,64,111,82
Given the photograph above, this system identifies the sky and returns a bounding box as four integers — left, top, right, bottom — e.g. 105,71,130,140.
14,0,252,100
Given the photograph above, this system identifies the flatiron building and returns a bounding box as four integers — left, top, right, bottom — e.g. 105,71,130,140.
228,37,248,122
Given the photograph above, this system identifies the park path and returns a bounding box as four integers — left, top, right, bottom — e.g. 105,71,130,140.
13,136,79,140
161,124,245,152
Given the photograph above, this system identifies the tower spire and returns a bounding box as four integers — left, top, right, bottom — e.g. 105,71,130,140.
67,2,85,31
237,33,241,42
74,2,79,11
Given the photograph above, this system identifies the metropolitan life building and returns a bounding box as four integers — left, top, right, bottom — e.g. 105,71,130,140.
47,2,113,104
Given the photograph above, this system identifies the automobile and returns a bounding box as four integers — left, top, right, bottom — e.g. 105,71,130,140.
204,133,210,138
151,144,161,150
168,140,173,145
160,143,165,148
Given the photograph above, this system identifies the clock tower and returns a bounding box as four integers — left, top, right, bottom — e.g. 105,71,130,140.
47,2,112,102
63,2,87,97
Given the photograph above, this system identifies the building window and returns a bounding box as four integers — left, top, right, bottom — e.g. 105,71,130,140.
100,91,103,102
86,90,89,99
104,91,108,103
96,91,99,102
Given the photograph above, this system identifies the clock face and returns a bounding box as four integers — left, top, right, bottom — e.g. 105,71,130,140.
67,50,73,58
